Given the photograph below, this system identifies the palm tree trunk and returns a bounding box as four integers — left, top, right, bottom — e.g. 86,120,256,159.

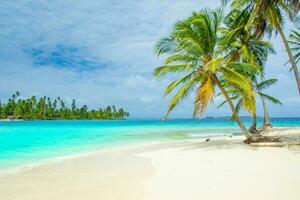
212,75,251,139
261,96,270,125
277,26,300,94
258,95,273,131
249,111,258,134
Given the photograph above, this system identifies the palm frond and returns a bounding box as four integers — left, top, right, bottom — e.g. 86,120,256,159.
259,93,282,105
227,62,262,77
217,94,239,108
164,73,195,97
289,29,300,63
154,37,177,57
256,79,278,91
164,54,198,65
204,58,224,73
221,67,254,100
193,77,215,116
163,76,200,120
154,64,193,77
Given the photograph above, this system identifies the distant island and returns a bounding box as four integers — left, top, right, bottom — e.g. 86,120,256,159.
0,92,129,120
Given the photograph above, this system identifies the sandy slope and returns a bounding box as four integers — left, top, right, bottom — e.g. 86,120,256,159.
0,132,300,200
141,137,300,200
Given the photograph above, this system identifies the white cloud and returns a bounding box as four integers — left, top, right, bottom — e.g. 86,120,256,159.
0,0,299,118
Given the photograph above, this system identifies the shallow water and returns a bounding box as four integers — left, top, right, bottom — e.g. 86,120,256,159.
0,118,299,170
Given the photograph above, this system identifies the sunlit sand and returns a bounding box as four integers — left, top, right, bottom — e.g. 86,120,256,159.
1,128,300,200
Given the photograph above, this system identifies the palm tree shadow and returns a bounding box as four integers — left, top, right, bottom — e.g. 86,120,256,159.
170,138,249,151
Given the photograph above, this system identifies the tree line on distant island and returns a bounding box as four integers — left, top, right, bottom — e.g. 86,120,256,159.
0,92,129,120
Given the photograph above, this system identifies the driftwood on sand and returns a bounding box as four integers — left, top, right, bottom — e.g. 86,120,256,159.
244,127,300,147
243,135,281,144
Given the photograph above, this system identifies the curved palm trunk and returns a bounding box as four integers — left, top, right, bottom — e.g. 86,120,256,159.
258,95,273,131
249,111,259,134
277,26,300,94
212,75,251,138
261,96,270,125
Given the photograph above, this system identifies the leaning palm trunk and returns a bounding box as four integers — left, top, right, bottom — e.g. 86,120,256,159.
277,26,300,94
212,75,251,138
249,111,259,134
258,95,273,131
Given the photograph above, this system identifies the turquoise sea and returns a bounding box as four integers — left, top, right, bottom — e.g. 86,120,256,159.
0,118,299,171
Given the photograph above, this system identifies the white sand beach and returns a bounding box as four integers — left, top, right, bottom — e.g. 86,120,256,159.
1,128,300,200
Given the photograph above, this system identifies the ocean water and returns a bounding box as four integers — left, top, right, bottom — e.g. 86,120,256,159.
0,118,299,170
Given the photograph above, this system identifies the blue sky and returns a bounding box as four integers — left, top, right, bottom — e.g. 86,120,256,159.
0,0,299,118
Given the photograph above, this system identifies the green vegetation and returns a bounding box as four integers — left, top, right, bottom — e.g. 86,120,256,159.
289,29,300,64
256,79,282,130
0,92,129,120
217,8,281,133
154,8,257,137
223,0,300,94
154,1,299,140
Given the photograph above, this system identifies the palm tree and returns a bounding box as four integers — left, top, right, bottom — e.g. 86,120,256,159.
220,78,282,133
154,8,259,138
220,9,275,66
289,29,300,64
223,0,300,94
256,79,282,131
0,93,129,120
219,9,276,133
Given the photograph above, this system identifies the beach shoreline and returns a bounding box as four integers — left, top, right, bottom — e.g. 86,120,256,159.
0,140,170,177
1,127,300,200
0,126,299,177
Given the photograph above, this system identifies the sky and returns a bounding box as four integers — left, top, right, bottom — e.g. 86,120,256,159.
0,0,299,118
